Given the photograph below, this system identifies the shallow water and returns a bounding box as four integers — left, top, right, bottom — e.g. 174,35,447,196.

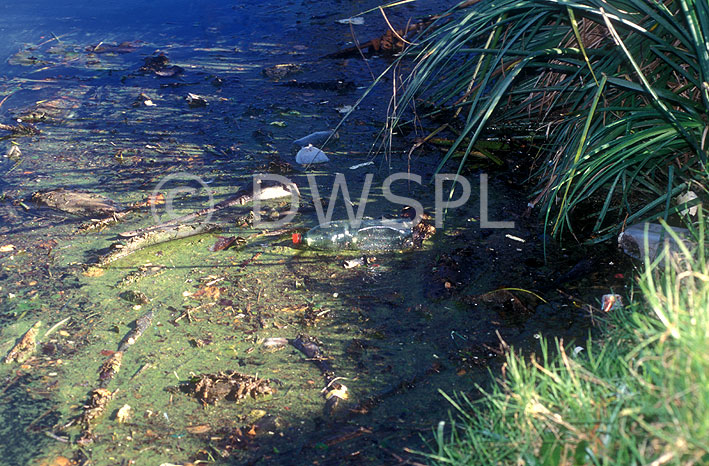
0,1,620,465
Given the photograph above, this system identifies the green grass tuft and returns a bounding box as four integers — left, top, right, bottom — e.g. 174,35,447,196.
423,216,709,464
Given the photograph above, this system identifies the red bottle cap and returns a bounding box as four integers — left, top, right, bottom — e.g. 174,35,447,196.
292,232,301,244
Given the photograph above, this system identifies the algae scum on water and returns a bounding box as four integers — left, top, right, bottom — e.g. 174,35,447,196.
0,1,614,464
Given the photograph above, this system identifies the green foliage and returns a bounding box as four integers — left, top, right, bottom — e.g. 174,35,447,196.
391,0,709,239
424,216,709,464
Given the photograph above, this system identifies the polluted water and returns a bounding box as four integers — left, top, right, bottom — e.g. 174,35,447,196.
0,0,630,465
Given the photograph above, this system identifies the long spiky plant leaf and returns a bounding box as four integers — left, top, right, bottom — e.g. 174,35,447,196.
349,0,709,239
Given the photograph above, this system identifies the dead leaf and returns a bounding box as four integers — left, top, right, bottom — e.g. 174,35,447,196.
186,424,211,434
193,285,221,299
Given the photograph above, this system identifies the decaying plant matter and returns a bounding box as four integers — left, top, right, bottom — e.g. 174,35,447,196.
183,371,275,405
4,321,42,364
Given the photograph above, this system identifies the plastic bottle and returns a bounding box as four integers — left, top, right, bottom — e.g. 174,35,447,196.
292,219,413,251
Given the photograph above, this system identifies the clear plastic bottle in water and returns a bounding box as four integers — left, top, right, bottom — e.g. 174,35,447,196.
292,219,413,251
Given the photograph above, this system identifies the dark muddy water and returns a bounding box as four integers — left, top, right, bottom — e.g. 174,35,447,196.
0,1,627,465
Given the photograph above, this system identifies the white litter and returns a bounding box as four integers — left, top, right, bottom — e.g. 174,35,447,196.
349,161,374,170
336,17,365,25
676,190,699,217
618,223,691,262
296,145,329,164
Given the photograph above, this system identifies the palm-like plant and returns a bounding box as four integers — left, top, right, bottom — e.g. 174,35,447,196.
389,0,709,240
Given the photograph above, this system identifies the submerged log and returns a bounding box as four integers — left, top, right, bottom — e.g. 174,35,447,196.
117,311,154,353
89,221,220,270
0,122,40,136
98,351,122,386
119,178,298,238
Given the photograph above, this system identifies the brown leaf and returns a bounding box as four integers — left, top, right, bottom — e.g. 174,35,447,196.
186,424,211,434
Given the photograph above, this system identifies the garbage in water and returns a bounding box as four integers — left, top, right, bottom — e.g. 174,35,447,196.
601,294,623,313
293,219,413,251
186,93,207,107
5,145,21,160
336,17,365,25
343,256,371,268
349,161,374,170
262,337,289,349
676,190,700,217
618,223,692,261
295,144,329,164
0,1,632,463
133,92,157,107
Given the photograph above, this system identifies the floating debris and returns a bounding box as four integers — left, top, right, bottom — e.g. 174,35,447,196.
343,257,369,269
296,145,329,165
119,179,297,238
336,17,365,25
262,63,302,80
76,388,114,444
154,65,184,77
601,294,623,313
115,404,132,423
183,371,275,405
185,424,211,434
133,92,156,107
262,337,288,350
5,144,21,160
139,54,168,72
291,334,347,415
676,190,700,217
505,234,526,243
0,122,40,136
119,290,149,305
31,189,122,217
86,41,141,54
98,351,123,384
412,214,436,248
618,223,692,262
186,93,207,107
4,320,41,364
336,104,354,114
189,337,212,348
210,236,239,252
325,19,434,58
348,161,373,170
91,222,221,269
282,79,355,93
117,311,154,353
